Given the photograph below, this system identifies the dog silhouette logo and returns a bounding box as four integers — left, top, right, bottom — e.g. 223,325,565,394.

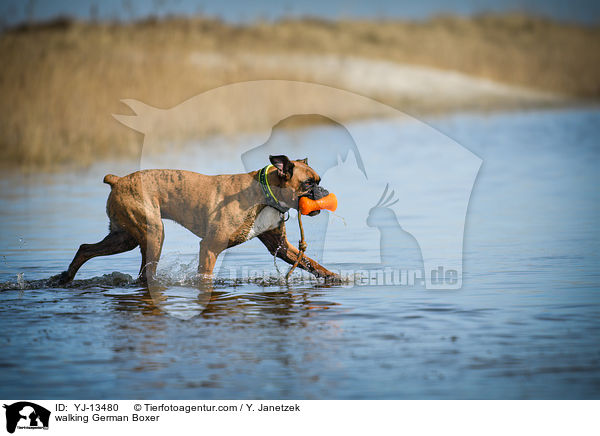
238,114,368,265
3,402,50,434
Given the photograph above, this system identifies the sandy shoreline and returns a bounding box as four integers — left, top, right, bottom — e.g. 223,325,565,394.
189,52,567,113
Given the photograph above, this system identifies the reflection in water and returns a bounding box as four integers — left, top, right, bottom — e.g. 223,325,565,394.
108,283,340,322
98,283,344,391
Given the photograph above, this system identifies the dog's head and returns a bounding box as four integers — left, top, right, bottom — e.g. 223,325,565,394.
269,155,329,216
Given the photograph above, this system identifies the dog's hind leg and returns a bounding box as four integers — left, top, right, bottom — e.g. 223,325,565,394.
107,195,165,284
57,231,138,284
136,219,165,283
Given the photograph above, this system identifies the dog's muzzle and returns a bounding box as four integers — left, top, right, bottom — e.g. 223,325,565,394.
302,185,329,216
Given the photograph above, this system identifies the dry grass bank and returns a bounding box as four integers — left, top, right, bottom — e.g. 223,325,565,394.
0,14,599,170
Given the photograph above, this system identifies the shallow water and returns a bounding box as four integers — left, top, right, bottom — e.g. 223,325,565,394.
1,107,599,399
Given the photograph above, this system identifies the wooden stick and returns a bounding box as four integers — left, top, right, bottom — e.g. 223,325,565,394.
285,211,306,281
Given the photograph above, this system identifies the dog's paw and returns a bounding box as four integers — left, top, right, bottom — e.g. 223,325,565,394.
47,271,71,287
132,275,148,287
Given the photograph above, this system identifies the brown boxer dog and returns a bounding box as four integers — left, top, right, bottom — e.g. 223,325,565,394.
56,155,340,285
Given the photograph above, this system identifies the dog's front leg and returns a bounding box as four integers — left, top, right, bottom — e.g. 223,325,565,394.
198,238,225,280
258,224,341,282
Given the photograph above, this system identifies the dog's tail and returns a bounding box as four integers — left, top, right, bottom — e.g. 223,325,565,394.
103,174,120,187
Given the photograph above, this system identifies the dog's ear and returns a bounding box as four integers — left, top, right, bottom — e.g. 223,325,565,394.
269,155,294,179
298,157,308,165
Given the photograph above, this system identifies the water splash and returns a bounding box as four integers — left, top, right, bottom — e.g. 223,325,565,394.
155,255,199,286
0,266,350,292
16,272,24,289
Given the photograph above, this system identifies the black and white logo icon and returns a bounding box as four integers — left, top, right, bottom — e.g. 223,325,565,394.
3,402,50,434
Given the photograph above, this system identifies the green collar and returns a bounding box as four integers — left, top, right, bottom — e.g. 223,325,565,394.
258,165,289,214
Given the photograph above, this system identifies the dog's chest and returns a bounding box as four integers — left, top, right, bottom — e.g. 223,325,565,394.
246,207,282,240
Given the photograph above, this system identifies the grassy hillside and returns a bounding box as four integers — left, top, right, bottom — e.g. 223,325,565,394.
1,14,599,170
